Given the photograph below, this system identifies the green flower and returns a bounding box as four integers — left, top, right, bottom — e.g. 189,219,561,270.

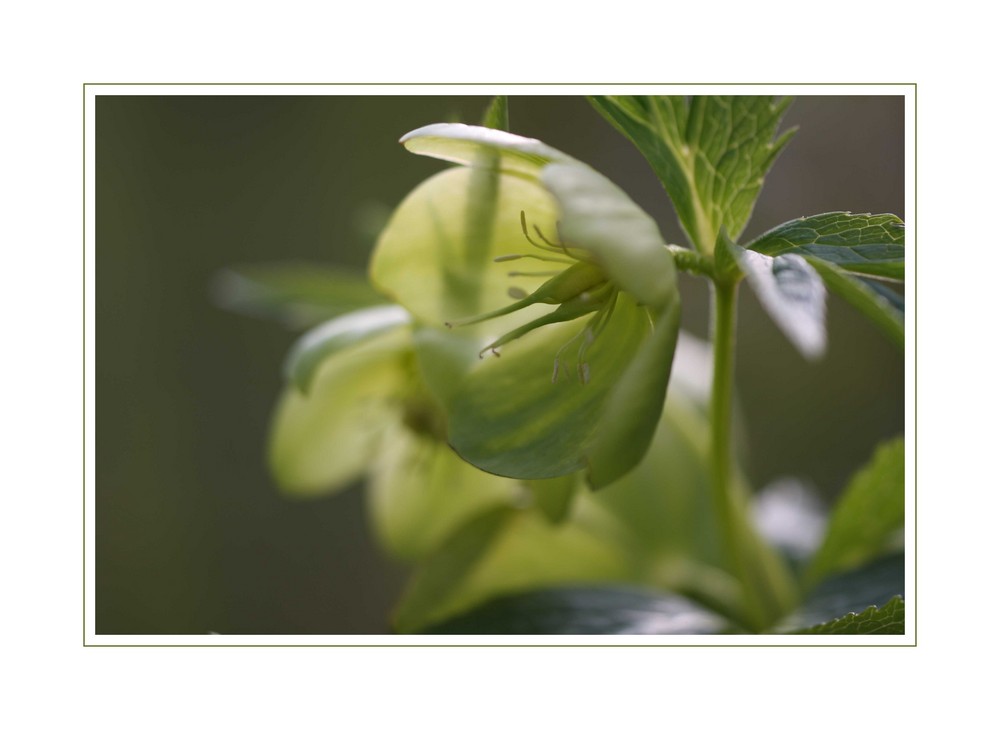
369,124,682,488
267,305,525,561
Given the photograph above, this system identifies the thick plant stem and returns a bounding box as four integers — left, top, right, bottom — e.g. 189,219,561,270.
709,281,742,598
709,280,795,631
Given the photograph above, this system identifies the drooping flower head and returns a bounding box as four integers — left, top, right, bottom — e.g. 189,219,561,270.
370,124,681,487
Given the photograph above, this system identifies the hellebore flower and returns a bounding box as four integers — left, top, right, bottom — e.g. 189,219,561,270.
266,304,526,561
369,124,681,488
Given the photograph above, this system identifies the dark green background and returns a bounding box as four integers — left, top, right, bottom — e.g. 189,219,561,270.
96,94,904,634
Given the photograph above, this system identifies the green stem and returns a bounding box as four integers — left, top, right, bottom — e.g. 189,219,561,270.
709,280,741,586
708,279,795,631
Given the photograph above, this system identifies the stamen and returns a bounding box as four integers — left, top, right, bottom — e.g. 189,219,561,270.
494,252,573,265
508,287,528,300
520,211,562,254
534,223,573,258
507,270,561,278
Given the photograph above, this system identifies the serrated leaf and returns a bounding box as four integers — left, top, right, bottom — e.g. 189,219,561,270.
747,212,904,281
807,257,904,349
589,95,794,250
210,263,388,329
733,247,827,359
420,585,729,635
778,553,904,633
805,439,905,587
267,328,411,497
283,305,411,393
794,596,904,635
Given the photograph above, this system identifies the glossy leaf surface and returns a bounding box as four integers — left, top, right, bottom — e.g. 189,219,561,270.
779,552,904,634
733,247,827,359
421,585,729,635
747,212,904,281
808,257,904,349
794,596,904,635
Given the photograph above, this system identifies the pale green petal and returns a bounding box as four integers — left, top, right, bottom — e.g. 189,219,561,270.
541,162,678,309
415,291,678,488
370,167,562,329
401,123,576,177
283,304,411,394
366,421,523,562
267,328,411,497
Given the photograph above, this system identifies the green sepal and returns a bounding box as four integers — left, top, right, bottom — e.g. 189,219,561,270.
283,304,411,394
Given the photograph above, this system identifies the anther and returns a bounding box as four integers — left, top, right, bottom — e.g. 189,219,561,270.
508,287,528,300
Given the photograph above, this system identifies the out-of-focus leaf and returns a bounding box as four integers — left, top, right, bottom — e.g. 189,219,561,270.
480,96,509,131
778,552,904,633
747,212,904,281
267,328,411,497
210,263,388,329
420,585,729,635
283,305,411,394
589,96,794,250
366,423,523,561
807,257,904,349
525,474,579,525
392,507,636,633
795,597,904,635
805,439,905,587
733,247,827,360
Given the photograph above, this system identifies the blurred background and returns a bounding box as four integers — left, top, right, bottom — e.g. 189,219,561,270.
95,94,904,634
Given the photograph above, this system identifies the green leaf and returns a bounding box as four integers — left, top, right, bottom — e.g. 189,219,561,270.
732,246,827,360
589,96,794,251
795,596,904,635
747,212,904,281
807,257,904,349
210,263,387,329
392,506,637,633
283,305,411,394
420,585,729,635
480,96,509,131
778,552,904,633
805,438,905,587
525,474,579,525
366,424,523,561
267,328,411,497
